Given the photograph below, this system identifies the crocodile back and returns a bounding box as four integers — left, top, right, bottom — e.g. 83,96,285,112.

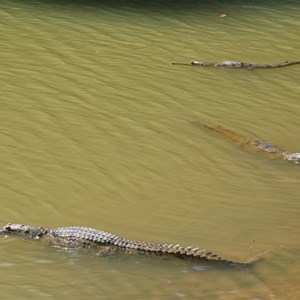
1,224,246,265
48,226,240,265
248,141,282,153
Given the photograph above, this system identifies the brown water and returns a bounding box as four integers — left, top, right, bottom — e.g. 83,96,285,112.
0,0,300,298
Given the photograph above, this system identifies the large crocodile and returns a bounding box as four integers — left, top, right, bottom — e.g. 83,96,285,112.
0,223,247,266
204,124,300,163
171,60,300,69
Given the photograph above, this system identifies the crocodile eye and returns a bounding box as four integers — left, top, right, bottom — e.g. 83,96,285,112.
36,233,43,239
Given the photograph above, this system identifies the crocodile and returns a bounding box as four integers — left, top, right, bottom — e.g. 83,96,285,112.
0,223,246,266
204,124,300,163
171,60,300,69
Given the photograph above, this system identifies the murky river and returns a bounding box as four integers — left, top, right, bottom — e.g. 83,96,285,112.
0,0,299,298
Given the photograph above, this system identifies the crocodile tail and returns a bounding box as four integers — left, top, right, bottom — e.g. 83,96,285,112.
165,243,245,265
140,242,241,264
253,60,300,68
121,240,240,264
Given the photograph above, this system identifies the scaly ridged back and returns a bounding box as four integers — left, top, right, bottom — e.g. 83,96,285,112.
203,124,300,163
171,60,300,68
0,224,243,265
48,226,238,264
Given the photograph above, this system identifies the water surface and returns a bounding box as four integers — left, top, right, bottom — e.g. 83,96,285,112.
0,0,300,298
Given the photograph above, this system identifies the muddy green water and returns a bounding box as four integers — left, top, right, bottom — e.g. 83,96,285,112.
0,0,300,299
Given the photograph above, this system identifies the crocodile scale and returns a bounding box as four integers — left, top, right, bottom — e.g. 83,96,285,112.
204,124,300,164
0,223,242,265
171,60,300,68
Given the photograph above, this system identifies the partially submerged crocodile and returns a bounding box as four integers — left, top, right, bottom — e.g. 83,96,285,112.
171,60,300,69
0,223,246,266
204,124,300,163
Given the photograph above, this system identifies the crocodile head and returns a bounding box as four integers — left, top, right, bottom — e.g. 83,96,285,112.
0,223,48,239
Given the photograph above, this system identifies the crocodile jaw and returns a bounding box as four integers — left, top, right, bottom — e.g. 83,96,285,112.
0,223,32,235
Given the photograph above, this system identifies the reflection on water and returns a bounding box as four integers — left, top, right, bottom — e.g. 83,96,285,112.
1,240,300,299
0,0,299,298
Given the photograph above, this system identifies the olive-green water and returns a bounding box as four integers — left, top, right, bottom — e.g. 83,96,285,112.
0,0,300,298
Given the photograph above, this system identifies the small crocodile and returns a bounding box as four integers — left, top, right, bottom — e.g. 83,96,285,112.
0,223,246,266
204,124,300,163
171,60,300,69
